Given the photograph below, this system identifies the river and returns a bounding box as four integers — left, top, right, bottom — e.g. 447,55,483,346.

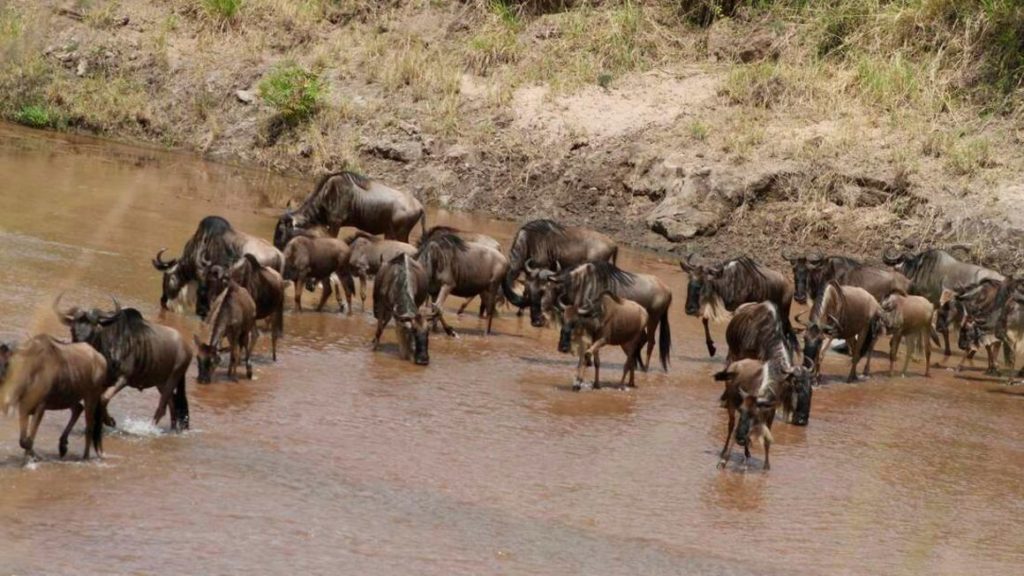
0,123,1022,575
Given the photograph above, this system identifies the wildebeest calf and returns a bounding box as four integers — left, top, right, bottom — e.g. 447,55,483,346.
880,291,939,377
283,235,354,314
800,281,883,383
194,280,256,383
558,292,647,391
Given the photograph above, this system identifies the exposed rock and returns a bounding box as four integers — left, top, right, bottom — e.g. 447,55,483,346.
235,89,256,104
626,153,687,201
76,58,88,77
361,138,423,163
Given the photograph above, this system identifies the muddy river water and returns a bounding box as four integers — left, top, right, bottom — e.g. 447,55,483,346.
0,123,1022,575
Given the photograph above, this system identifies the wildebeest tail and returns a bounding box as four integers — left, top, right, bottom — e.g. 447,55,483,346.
658,310,671,371
341,273,356,300
862,314,885,359
608,245,618,265
633,330,647,370
91,401,105,455
172,373,190,430
929,325,941,346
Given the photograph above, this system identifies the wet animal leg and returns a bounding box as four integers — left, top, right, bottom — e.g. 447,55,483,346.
718,406,736,469
293,277,304,311
152,388,172,427
923,331,932,377
19,405,42,461
372,315,390,350
889,332,902,375
702,317,716,357
59,403,84,458
244,332,253,379
316,278,332,312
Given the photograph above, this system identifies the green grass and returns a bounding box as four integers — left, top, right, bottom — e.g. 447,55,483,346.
855,54,919,110
689,119,709,141
946,137,993,176
258,63,325,124
203,0,242,23
13,104,61,128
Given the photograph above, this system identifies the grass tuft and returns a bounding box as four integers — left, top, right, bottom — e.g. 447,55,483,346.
258,63,325,124
13,104,62,129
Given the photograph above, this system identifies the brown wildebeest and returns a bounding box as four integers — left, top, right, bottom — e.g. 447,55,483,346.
194,280,256,383
152,215,283,317
274,171,425,248
799,281,884,383
995,281,1024,381
714,358,813,471
679,254,796,357
0,336,108,462
880,291,939,377
372,253,448,365
206,254,286,361
544,261,671,371
501,219,618,325
417,231,509,335
282,235,354,314
783,251,910,305
724,301,795,367
882,246,1003,355
557,292,647,391
345,231,418,309
419,225,503,317
55,295,193,434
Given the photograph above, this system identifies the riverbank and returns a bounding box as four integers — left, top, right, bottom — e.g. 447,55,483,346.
2,1,1022,268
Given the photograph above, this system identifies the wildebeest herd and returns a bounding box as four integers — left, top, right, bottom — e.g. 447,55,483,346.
1,171,1020,472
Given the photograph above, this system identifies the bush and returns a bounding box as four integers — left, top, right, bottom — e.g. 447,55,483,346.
258,64,325,124
13,104,60,128
203,0,242,23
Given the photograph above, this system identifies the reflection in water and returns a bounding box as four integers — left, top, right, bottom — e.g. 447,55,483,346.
1,123,1023,575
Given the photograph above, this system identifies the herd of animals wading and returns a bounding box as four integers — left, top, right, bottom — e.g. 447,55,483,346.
0,170,1020,471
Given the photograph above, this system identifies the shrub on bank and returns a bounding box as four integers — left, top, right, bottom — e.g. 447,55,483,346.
258,64,325,124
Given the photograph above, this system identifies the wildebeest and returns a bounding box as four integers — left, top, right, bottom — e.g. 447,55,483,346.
724,301,793,366
880,291,939,377
545,261,672,371
418,225,501,252
55,295,193,432
372,253,446,365
679,255,796,357
206,254,285,361
273,171,425,248
943,278,1013,375
882,246,1003,355
345,231,418,309
0,335,108,461
152,216,283,317
995,281,1024,379
501,219,618,324
417,231,509,335
557,292,648,391
282,235,354,313
783,251,911,305
194,280,256,383
799,281,883,382
714,358,813,470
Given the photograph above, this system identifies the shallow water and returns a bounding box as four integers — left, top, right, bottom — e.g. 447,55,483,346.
0,123,1022,575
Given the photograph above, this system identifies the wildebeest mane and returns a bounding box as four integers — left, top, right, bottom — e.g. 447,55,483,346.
508,219,567,270
181,216,238,277
417,232,468,283
343,230,376,245
572,261,636,305
417,226,463,248
811,280,847,323
713,256,770,309
296,171,372,226
94,308,155,383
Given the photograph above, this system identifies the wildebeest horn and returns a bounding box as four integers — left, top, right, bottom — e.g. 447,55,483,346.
110,296,122,314
554,260,562,273
882,247,905,265
198,250,212,270
52,292,76,326
781,249,797,262
152,248,178,271
524,258,539,274
794,311,808,328
808,251,824,263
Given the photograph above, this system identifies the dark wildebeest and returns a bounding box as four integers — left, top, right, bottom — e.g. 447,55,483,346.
372,253,446,365
880,291,940,377
55,295,193,433
783,251,911,305
345,231,418,309
282,235,354,313
994,280,1024,380
417,232,509,335
152,216,283,317
544,261,671,371
0,336,108,462
418,225,503,317
501,219,618,326
714,357,813,471
679,255,796,357
724,301,795,367
882,246,1003,356
194,280,256,383
943,278,1014,375
273,171,425,248
206,254,285,361
557,292,648,391
799,281,883,383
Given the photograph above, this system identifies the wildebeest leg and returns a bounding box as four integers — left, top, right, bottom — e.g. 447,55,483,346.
59,403,84,458
718,406,736,469
101,375,130,406
584,338,607,389
985,342,1001,375
317,278,332,312
889,331,902,375
293,278,305,312
151,388,172,427
434,307,458,338
19,405,44,462
591,349,602,389
923,331,932,377
228,341,239,381
243,331,253,379
942,324,952,357
357,270,369,311
372,314,390,350
702,317,716,357
642,316,658,372
762,424,772,471
573,348,587,391
901,334,916,377
484,295,496,335
456,298,472,317
848,335,863,383
333,273,353,315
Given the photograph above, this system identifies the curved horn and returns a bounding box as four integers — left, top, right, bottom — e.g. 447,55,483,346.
52,292,76,326
110,296,122,315
808,251,824,263
554,260,562,273
524,258,539,275
882,247,905,265
152,248,178,271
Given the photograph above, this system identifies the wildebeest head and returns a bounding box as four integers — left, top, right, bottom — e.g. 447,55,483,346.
958,313,981,352
193,334,218,384
54,293,121,343
798,312,841,374
152,248,184,309
395,304,440,366
778,366,813,426
679,254,724,317
526,259,562,327
273,212,297,251
784,250,824,304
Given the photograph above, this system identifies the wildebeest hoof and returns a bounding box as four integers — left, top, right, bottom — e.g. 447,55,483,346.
104,415,117,428
707,344,717,357
716,460,727,470
59,440,68,458
572,383,582,392
592,381,601,390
